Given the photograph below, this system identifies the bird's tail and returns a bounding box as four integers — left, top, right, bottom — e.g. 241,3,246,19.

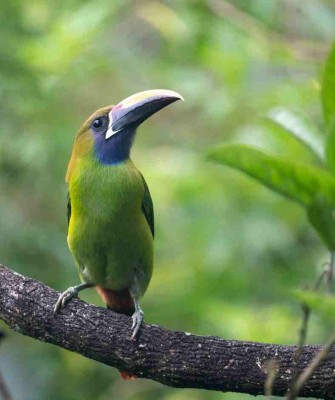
96,286,135,316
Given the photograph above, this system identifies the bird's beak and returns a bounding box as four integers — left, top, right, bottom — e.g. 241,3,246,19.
105,89,184,139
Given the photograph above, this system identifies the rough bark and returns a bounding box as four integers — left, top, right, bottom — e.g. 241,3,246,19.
0,265,334,399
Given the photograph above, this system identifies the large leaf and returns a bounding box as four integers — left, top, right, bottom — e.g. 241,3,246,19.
323,43,335,174
266,107,324,161
208,144,335,206
307,195,335,250
208,144,335,249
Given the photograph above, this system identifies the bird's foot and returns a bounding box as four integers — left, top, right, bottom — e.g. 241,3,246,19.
54,283,93,314
131,308,144,340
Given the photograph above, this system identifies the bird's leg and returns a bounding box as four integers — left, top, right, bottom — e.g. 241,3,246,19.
130,296,144,340
54,283,94,314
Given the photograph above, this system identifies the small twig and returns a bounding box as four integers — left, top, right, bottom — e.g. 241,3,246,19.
264,359,279,400
286,256,333,400
297,304,311,350
290,329,335,399
314,268,328,291
286,302,311,400
327,252,335,294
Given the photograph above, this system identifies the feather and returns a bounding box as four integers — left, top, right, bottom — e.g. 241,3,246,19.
67,193,71,225
66,106,113,182
140,173,154,238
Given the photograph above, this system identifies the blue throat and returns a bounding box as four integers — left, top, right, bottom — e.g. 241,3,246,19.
94,127,136,165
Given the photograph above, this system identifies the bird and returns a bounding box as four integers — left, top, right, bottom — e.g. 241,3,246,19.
54,89,183,345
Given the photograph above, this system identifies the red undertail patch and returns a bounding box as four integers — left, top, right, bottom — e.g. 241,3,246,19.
96,286,135,316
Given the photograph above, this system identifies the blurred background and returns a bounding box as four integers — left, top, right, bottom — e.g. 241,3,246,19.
1,0,335,399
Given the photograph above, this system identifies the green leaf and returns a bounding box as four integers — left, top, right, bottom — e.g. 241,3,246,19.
307,195,335,250
326,124,335,174
266,107,324,161
323,43,335,175
208,144,335,206
294,289,335,320
322,42,335,128
208,144,335,248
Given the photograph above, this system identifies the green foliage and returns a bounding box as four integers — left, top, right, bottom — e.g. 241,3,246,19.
209,144,335,249
1,1,335,399
266,107,325,162
324,45,335,174
322,43,335,128
307,196,335,250
208,144,335,206
210,43,335,250
294,289,335,321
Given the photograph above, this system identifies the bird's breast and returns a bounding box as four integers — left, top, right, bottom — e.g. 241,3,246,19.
69,158,144,221
67,156,153,290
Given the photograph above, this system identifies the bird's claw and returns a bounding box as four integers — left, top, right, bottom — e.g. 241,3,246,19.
53,286,78,314
131,309,144,340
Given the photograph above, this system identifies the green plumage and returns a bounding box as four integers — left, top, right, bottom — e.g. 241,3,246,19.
67,153,154,298
55,90,182,341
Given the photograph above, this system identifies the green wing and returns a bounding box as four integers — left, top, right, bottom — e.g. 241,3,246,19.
140,173,154,238
67,193,71,225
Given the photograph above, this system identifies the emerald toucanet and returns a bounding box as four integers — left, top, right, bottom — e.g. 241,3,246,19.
54,89,183,339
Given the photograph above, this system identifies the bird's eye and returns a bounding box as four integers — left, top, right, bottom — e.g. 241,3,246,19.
91,117,106,132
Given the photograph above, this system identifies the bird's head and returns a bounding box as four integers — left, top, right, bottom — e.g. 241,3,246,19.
66,89,183,181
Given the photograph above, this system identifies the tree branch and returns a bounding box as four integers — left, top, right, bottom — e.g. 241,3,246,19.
1,265,335,399
290,329,335,399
